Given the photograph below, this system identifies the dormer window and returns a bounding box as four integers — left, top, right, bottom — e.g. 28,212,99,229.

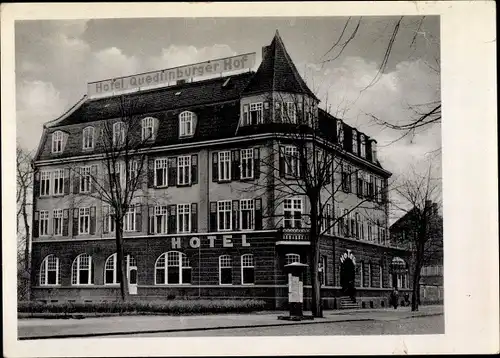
352,130,358,155
336,120,344,146
179,111,195,137
82,127,95,150
360,134,366,158
52,131,64,154
113,121,125,146
372,141,378,162
249,103,263,124
142,117,156,141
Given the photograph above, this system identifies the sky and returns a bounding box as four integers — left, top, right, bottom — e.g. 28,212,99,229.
15,16,441,219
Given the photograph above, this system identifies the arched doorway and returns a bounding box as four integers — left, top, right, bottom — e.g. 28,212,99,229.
340,250,356,301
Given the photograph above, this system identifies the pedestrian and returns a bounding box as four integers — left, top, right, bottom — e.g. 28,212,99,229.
390,289,399,309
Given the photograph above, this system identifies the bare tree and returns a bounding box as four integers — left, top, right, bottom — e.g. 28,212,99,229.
390,164,442,311
17,145,34,300
242,92,389,317
69,95,154,301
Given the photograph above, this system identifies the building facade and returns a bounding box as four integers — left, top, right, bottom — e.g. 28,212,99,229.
30,31,411,309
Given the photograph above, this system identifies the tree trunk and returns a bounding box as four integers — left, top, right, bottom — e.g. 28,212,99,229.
115,219,129,302
309,197,322,318
411,251,423,312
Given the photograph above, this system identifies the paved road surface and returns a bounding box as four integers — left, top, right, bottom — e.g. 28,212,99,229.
105,315,444,337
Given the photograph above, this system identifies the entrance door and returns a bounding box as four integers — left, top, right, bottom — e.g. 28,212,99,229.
127,255,138,295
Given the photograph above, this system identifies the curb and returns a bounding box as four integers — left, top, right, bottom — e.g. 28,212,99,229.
18,312,443,340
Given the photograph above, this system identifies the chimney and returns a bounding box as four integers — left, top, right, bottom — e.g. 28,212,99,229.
371,139,378,162
432,203,439,216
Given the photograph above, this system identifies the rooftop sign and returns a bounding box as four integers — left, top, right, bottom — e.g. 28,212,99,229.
87,52,256,98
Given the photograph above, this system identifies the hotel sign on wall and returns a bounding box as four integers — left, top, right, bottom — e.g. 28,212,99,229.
87,52,257,98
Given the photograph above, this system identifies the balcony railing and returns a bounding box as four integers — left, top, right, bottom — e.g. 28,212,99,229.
280,228,310,242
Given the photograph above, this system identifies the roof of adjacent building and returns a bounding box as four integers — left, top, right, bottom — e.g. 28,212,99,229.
242,31,317,99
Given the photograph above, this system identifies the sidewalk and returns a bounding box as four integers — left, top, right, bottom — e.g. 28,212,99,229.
18,305,444,340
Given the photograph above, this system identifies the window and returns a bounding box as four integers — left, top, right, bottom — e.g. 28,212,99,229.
80,166,91,193
83,127,94,150
367,224,373,241
360,134,366,158
79,208,90,234
342,164,351,192
124,206,136,232
320,256,327,286
357,172,364,197
284,102,297,123
179,111,194,136
53,209,63,236
218,151,231,181
354,213,360,239
103,206,115,233
337,120,344,145
71,254,93,285
177,204,191,233
217,200,232,231
40,255,59,285
154,206,168,234
177,156,191,185
219,255,232,285
39,210,49,236
285,253,301,265
249,102,263,124
53,169,64,195
128,161,138,185
155,251,191,285
343,209,350,236
284,146,300,177
110,163,123,190
283,198,302,228
104,254,136,285
113,121,125,146
40,171,51,196
241,254,255,285
368,263,372,287
240,199,255,230
360,261,365,287
142,117,155,141
52,131,63,153
372,141,378,162
352,130,358,155
154,158,168,187
379,265,383,288
240,149,254,179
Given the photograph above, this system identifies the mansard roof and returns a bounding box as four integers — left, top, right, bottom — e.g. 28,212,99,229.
242,31,317,99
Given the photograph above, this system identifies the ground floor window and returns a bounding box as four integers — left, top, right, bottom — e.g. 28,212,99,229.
241,254,255,285
71,253,93,285
104,254,137,285
155,251,191,285
40,255,59,285
285,253,300,265
219,255,232,285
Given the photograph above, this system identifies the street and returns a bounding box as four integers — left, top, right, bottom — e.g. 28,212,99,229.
104,314,444,337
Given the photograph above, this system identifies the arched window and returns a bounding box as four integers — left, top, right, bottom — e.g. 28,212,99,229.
219,255,232,285
40,255,59,285
360,134,366,158
141,117,156,141
71,253,94,285
285,253,300,265
241,254,255,285
113,121,125,146
52,130,64,153
82,126,95,150
179,111,195,137
155,251,191,285
104,253,137,285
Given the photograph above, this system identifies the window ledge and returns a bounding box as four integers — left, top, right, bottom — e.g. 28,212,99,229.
179,134,194,139
241,283,255,286
39,284,61,287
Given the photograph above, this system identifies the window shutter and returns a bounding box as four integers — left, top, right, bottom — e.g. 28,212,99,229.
253,148,260,179
212,152,218,182
73,208,79,236
103,206,109,234
34,172,40,198
275,101,282,122
263,101,271,123
209,201,217,232
148,158,155,188
64,169,70,194
191,154,198,185
255,198,263,230
73,168,80,194
148,205,154,234
300,152,307,180
232,200,239,230
90,206,96,235
168,158,177,187
63,209,69,236
168,204,177,233
135,204,142,232
191,203,198,233
91,165,98,193
279,146,285,177
231,150,239,180
33,211,39,238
